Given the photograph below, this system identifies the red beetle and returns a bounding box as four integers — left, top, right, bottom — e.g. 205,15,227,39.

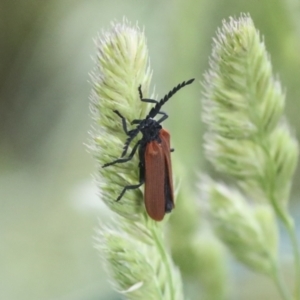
103,79,194,221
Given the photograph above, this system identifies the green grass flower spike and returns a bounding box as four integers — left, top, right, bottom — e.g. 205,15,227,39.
201,14,300,300
90,20,152,220
90,19,183,300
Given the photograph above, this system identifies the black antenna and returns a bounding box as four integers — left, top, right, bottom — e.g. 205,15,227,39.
147,78,194,119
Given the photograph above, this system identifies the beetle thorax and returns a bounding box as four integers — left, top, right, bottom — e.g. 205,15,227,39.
140,118,162,141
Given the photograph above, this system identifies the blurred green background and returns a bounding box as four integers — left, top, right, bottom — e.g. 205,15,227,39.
1,0,300,299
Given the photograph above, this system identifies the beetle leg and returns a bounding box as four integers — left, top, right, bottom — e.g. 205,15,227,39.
113,110,129,135
103,140,141,168
138,85,158,104
116,180,144,201
156,111,169,123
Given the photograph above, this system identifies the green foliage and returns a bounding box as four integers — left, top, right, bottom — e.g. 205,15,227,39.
202,178,278,274
201,14,300,300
